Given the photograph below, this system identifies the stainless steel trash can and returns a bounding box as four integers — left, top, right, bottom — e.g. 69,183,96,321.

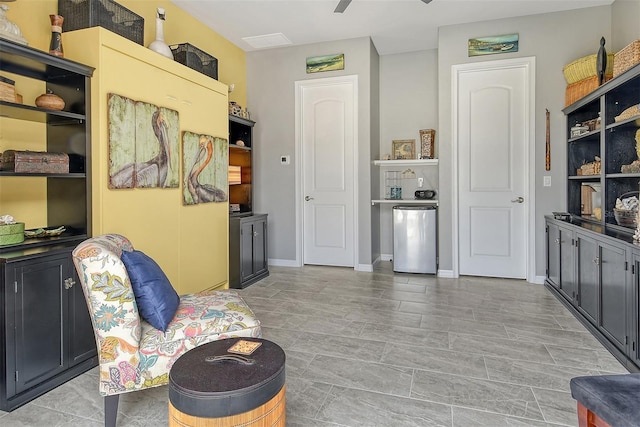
392,206,437,273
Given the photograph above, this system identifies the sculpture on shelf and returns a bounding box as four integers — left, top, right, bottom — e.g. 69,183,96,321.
0,3,27,45
148,7,173,59
597,36,607,85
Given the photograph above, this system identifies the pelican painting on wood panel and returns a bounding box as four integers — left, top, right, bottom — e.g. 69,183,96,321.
107,94,180,189
182,132,228,205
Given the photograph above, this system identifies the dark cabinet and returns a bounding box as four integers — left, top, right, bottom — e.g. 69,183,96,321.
631,252,640,367
545,216,637,371
229,214,269,289
1,245,97,411
546,63,640,372
545,222,576,301
0,38,96,411
598,240,628,352
546,222,561,289
576,232,599,324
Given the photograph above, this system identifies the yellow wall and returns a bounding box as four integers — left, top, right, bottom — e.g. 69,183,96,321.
2,2,245,293
3,0,246,105
64,28,229,293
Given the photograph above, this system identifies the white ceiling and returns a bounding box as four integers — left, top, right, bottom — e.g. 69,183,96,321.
171,0,613,55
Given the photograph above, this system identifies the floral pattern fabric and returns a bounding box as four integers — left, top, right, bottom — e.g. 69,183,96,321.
72,234,261,396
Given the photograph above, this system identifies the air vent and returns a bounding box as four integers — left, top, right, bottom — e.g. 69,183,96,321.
242,33,292,49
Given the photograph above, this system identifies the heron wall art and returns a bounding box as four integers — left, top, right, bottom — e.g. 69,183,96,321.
182,131,228,205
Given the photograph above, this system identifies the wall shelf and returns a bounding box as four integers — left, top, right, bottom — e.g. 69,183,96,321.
373,159,438,166
371,199,438,206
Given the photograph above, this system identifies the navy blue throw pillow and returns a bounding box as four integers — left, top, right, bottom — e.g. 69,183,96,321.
121,249,180,332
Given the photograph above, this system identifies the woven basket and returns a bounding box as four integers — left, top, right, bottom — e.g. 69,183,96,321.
563,53,614,84
614,208,637,228
615,105,640,122
565,75,611,107
613,40,640,77
577,159,601,176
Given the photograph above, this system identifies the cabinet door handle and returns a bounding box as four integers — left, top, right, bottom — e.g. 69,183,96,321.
64,278,75,289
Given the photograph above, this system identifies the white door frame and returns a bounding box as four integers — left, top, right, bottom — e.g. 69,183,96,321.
451,57,536,282
294,75,359,268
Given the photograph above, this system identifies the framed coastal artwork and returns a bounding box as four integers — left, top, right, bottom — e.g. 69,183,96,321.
306,53,345,73
468,34,519,56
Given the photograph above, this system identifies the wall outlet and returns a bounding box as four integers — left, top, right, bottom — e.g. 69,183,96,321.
280,155,290,165
418,177,424,188
543,176,551,187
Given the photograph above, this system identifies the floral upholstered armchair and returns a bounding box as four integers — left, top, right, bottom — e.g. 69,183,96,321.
72,234,261,427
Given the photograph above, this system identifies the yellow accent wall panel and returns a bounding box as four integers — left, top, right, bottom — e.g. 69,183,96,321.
63,28,229,294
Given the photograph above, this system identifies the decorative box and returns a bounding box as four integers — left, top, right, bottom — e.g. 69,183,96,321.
0,222,25,246
0,150,70,174
171,43,218,80
0,75,16,103
58,0,144,45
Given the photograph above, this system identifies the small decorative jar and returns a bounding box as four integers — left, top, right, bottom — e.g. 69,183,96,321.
35,90,65,111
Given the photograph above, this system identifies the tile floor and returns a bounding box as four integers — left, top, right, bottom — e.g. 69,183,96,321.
0,263,628,426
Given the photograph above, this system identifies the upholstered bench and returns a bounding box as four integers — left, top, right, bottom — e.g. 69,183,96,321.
72,234,261,427
570,373,640,427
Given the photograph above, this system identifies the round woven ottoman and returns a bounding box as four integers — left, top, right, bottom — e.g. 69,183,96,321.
168,338,286,427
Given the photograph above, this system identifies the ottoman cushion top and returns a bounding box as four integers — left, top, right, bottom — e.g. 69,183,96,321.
169,338,285,418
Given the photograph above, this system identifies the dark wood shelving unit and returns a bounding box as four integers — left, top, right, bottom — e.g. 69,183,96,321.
0,38,97,412
545,62,640,373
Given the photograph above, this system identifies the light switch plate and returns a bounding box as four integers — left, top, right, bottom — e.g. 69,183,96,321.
543,176,551,187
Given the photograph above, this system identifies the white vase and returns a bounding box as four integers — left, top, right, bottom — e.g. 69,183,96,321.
148,8,173,59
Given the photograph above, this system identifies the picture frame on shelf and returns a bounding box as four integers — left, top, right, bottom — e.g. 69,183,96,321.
419,129,436,159
392,139,415,160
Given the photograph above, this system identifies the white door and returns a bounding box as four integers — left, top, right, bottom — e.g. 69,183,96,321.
454,58,534,279
297,76,357,267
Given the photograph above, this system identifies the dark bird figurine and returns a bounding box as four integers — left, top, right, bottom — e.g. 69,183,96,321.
110,109,172,188
187,136,226,203
597,36,607,85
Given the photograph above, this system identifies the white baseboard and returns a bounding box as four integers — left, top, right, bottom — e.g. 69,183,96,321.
380,253,393,262
355,264,373,272
437,269,455,278
268,258,301,267
532,275,546,285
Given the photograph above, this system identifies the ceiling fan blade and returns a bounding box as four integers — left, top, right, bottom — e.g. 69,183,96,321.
334,0,352,13
421,0,433,4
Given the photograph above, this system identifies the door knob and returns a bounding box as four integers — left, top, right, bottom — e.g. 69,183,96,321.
305,196,314,201
511,196,525,203
64,278,75,289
